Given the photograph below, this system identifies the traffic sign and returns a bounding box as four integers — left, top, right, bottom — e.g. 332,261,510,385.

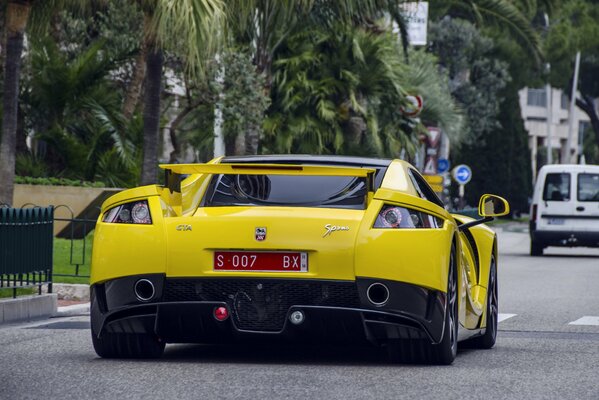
400,95,423,117
424,175,443,184
438,158,450,173
452,164,472,185
423,157,436,174
427,127,441,146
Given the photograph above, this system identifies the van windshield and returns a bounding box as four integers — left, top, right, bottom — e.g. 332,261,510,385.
542,173,570,201
578,174,599,202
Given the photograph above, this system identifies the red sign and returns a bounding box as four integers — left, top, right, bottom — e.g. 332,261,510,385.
214,251,308,272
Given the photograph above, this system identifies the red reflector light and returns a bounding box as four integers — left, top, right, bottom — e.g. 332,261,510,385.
214,306,229,321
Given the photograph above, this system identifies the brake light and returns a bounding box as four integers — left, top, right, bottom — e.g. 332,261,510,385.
531,204,538,222
102,200,152,224
373,205,443,229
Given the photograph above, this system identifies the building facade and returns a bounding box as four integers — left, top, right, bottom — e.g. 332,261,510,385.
519,87,591,181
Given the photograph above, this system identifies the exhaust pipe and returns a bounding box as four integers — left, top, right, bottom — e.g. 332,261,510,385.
134,279,155,302
366,282,389,306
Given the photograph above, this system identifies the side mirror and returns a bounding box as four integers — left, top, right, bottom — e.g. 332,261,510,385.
478,194,510,217
459,194,510,231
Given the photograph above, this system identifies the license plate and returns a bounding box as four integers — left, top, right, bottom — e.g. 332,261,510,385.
214,251,308,272
548,218,565,225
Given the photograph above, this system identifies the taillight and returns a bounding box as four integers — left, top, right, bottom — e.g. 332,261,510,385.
373,205,443,229
102,200,152,224
531,204,538,222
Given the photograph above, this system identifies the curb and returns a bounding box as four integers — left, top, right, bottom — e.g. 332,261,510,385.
0,294,58,325
55,302,90,317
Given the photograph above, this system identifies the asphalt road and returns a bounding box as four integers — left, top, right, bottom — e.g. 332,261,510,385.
2,227,599,400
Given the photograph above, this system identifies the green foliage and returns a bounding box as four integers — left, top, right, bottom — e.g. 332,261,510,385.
429,0,544,63
402,49,463,139
429,18,511,143
53,234,93,284
454,85,532,214
582,124,599,164
152,0,225,79
264,25,405,155
545,0,599,93
23,38,140,187
263,22,461,157
14,176,106,187
15,153,48,177
221,50,271,151
544,0,599,155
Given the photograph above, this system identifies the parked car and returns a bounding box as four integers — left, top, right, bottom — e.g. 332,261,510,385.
90,155,508,364
529,164,599,256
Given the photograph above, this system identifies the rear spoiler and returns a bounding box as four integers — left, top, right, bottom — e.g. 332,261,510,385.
159,163,376,194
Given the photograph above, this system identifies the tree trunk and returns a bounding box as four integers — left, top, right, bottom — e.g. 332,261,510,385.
0,1,31,205
576,95,599,154
244,125,259,155
122,14,150,120
140,47,163,185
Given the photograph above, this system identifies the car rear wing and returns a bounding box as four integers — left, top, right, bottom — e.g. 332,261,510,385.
159,163,377,194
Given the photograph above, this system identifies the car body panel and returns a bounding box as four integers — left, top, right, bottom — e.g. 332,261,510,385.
164,207,363,280
90,156,501,358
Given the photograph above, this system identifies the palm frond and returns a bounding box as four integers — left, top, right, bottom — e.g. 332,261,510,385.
152,0,225,78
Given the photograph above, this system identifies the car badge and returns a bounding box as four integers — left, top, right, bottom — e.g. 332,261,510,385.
323,224,350,237
255,227,266,241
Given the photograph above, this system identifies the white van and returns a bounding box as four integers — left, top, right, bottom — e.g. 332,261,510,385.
529,164,599,256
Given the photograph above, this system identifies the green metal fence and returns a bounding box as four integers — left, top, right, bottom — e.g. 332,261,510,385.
0,207,54,298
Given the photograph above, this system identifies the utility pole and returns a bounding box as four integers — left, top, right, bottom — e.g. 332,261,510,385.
565,51,581,164
544,13,553,165
545,81,553,165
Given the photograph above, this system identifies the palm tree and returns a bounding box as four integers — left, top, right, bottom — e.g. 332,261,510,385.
226,0,410,155
136,0,224,185
263,23,462,158
440,0,550,62
0,1,33,205
27,38,138,184
0,0,91,205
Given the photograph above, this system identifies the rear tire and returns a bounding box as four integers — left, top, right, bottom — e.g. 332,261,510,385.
469,256,498,349
530,240,543,256
92,332,165,359
387,248,458,365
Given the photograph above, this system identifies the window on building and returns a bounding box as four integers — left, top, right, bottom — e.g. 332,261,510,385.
561,93,569,109
527,88,547,107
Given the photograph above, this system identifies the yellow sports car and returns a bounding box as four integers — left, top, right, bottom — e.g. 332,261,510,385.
90,155,508,364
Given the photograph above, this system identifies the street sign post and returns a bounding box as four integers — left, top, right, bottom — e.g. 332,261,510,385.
437,158,450,173
452,165,472,209
452,164,472,185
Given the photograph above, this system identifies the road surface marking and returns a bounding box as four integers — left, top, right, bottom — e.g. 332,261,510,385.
568,316,599,326
498,313,517,323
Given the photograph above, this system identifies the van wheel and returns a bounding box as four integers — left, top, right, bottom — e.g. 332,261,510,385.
530,240,544,256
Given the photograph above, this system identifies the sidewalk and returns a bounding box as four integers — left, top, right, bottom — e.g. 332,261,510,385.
55,301,90,317
1,283,90,325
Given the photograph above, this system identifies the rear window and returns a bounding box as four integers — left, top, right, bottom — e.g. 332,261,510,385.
204,174,367,209
542,173,570,201
578,173,599,202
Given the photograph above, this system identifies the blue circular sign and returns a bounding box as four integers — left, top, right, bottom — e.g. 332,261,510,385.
452,164,472,184
438,158,450,173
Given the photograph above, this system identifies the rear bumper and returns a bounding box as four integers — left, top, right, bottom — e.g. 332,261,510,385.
91,275,447,345
530,228,599,247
